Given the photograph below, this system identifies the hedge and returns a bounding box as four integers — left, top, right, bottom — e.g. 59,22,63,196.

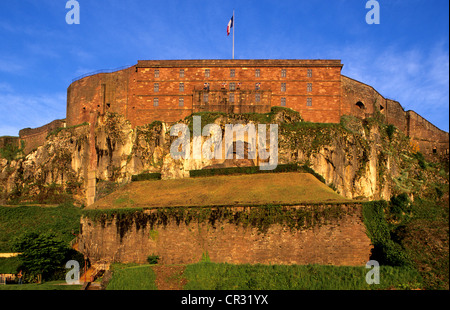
131,173,162,182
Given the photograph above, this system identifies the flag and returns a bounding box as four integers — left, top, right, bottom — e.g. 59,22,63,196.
227,16,233,36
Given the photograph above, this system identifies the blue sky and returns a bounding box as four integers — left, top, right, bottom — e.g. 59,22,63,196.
0,0,448,136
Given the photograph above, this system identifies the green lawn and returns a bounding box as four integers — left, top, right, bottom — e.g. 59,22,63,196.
0,280,82,290
182,263,422,290
106,264,157,290
103,262,423,290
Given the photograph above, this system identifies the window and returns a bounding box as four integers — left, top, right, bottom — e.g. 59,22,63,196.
255,93,261,102
230,69,235,77
255,83,261,90
179,97,184,107
180,69,185,78
306,98,312,106
229,82,236,91
179,82,184,92
153,98,159,107
255,69,260,77
154,83,159,92
281,83,286,92
205,69,210,77
307,69,312,77
203,93,209,103
154,69,159,78
280,98,286,107
281,69,286,78
229,93,235,103
307,83,312,92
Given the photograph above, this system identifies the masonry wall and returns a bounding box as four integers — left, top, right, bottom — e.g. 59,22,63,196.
67,60,344,128
0,136,19,150
341,75,449,158
65,60,448,159
407,110,449,156
79,204,373,266
67,68,132,127
18,119,66,154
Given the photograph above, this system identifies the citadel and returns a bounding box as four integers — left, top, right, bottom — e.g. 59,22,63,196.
1,59,449,268
6,59,448,159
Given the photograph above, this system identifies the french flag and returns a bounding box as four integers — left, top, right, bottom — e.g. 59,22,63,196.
227,16,233,36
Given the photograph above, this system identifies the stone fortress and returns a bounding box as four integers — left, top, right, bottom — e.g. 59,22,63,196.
2,59,449,267
10,59,448,159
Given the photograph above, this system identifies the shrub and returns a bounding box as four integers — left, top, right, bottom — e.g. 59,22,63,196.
386,124,396,141
189,163,299,178
131,172,162,182
147,255,160,265
362,201,412,267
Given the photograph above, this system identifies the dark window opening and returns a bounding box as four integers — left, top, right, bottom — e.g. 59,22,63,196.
433,147,437,154
356,101,365,109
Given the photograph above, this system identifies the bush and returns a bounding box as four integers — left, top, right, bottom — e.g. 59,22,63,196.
362,201,412,267
131,173,162,182
386,124,396,141
189,163,299,178
147,255,160,265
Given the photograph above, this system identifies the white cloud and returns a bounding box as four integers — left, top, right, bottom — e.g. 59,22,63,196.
0,92,66,136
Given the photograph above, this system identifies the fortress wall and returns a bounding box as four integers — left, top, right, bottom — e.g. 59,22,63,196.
385,99,408,133
64,60,447,159
127,60,343,126
67,67,133,127
18,119,66,154
340,75,384,119
407,110,449,156
79,204,373,266
0,136,20,150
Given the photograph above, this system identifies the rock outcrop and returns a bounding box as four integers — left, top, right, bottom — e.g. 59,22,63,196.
0,108,446,205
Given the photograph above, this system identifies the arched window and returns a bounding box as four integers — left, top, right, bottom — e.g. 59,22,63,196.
356,101,365,109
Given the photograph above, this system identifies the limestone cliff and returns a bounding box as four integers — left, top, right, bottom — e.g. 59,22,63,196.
0,108,447,205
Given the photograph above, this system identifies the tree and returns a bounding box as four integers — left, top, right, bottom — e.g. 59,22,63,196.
13,232,68,283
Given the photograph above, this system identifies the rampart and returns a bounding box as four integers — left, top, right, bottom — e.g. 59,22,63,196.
15,59,448,160
341,75,449,157
79,204,373,266
0,136,20,150
18,119,66,154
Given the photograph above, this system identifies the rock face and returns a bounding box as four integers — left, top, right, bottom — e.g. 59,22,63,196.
0,108,443,205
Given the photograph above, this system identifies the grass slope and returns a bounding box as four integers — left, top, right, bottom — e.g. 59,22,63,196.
89,172,351,209
0,204,81,252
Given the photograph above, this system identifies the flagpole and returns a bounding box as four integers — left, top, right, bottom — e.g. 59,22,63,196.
232,10,235,60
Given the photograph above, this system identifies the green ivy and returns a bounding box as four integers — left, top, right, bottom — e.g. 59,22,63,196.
362,201,412,267
82,204,355,238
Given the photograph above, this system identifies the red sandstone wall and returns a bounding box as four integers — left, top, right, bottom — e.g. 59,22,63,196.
66,60,448,158
0,136,20,150
79,204,373,266
407,110,449,156
18,119,66,154
341,75,384,120
385,99,408,133
67,60,344,127
67,67,133,127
